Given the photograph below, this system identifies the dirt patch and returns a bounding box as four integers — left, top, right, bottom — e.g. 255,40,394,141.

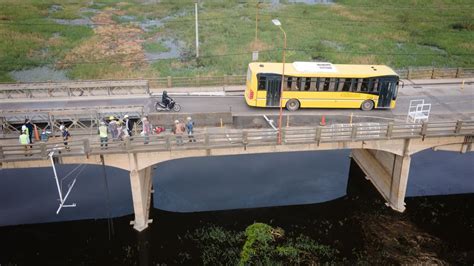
58,9,146,68
355,214,447,264
329,4,366,21
249,39,273,52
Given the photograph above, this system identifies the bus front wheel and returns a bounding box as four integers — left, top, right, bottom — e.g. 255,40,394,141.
360,100,374,111
286,99,300,111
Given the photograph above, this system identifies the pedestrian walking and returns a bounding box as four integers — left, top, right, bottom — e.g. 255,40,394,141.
117,120,125,140
25,119,34,144
186,116,196,142
62,127,71,151
172,120,185,145
98,121,108,149
108,116,118,140
142,117,151,144
124,115,134,137
40,128,49,142
19,130,31,156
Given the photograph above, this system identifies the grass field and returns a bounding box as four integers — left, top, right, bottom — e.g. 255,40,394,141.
0,0,472,81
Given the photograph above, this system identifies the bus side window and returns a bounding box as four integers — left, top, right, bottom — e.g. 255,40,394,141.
356,79,362,91
286,77,293,91
360,79,369,92
349,78,357,92
304,78,311,91
333,78,339,91
296,77,301,91
342,78,352,91
373,79,379,92
258,75,266,91
329,78,337,91
323,78,330,91
315,78,320,91
368,78,379,92
309,78,317,91
291,78,298,91
338,78,346,91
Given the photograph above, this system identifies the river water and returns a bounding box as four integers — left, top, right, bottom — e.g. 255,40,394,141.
0,149,473,264
0,149,472,226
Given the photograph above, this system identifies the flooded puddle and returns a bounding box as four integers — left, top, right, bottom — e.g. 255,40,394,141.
9,66,69,82
144,37,186,60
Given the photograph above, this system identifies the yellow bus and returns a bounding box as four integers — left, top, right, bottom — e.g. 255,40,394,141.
245,62,400,111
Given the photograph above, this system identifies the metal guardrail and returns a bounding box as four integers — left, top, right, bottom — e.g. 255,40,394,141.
0,80,150,99
1,120,473,163
0,106,145,136
0,68,471,98
148,67,473,88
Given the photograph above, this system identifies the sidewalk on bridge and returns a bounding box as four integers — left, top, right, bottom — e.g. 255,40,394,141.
402,78,473,85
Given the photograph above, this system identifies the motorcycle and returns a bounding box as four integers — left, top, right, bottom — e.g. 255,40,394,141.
155,99,181,112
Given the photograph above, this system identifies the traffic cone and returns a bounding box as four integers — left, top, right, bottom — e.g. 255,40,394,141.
320,115,326,126
34,125,40,141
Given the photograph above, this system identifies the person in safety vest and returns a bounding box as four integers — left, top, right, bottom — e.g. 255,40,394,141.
19,130,30,156
98,121,109,149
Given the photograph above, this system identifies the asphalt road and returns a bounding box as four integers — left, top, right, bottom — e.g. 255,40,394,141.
1,82,473,122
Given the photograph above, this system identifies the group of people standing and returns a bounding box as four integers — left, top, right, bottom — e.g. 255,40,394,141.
140,116,195,145
98,115,134,149
17,115,197,154
171,117,195,145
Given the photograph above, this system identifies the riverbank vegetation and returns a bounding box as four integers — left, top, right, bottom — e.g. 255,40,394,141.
0,0,472,82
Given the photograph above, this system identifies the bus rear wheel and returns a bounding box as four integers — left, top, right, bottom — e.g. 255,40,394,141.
286,99,300,111
360,100,374,111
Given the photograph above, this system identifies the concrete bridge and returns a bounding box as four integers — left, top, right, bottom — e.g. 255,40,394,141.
1,120,473,231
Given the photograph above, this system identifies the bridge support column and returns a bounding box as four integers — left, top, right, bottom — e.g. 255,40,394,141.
129,166,153,231
351,149,411,212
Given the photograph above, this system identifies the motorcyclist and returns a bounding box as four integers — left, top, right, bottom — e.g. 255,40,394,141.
162,91,174,109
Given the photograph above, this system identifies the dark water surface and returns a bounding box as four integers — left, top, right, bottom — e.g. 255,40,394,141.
0,149,473,264
0,150,473,226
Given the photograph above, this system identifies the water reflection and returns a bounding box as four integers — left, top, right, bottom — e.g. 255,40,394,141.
407,150,474,196
154,150,351,212
0,165,132,226
0,149,472,227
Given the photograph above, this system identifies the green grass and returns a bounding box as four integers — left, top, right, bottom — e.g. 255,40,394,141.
1,0,472,81
143,41,169,53
0,0,93,81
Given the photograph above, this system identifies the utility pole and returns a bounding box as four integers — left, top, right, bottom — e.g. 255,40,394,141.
255,1,261,45
195,0,199,58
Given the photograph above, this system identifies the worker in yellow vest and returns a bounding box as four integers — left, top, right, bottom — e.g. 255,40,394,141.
98,121,109,149
19,130,30,156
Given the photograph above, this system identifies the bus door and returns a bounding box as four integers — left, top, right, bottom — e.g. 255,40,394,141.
377,78,396,108
265,75,282,107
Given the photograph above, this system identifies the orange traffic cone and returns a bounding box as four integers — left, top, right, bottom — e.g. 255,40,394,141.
320,115,326,126
34,125,40,141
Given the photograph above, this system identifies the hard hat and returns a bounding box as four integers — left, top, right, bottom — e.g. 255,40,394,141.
187,117,192,121
174,120,179,124
109,116,114,120
124,115,129,119
100,121,105,125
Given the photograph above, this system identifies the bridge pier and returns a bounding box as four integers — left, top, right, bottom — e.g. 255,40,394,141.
129,166,153,231
351,149,411,212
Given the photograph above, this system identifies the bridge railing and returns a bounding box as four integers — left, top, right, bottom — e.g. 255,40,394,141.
1,67,472,100
1,120,473,162
0,80,150,100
